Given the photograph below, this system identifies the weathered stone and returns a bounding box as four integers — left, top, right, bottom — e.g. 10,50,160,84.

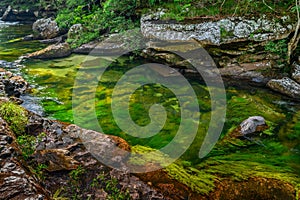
240,116,267,135
32,18,60,39
27,42,71,59
292,62,300,84
34,149,79,172
0,68,28,98
141,12,293,45
68,24,84,40
267,77,300,99
73,33,128,55
26,112,166,200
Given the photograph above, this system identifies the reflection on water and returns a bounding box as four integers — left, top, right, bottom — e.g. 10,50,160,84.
0,20,45,61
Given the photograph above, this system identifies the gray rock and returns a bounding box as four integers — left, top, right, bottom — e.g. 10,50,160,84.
68,24,84,40
27,42,71,59
292,62,300,84
141,12,293,45
74,33,128,55
0,68,28,98
267,77,300,99
240,116,266,135
32,18,60,39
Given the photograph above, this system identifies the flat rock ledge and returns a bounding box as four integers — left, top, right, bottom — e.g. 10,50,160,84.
141,11,294,45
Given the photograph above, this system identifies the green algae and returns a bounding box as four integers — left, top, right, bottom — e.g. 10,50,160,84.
21,54,300,196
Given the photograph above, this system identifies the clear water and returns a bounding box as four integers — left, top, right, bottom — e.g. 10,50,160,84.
1,21,299,193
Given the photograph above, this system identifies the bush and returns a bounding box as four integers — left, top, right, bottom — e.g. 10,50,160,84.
0,102,28,135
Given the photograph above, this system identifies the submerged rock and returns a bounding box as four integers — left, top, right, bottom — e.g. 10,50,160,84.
267,77,300,99
32,18,60,39
27,42,71,59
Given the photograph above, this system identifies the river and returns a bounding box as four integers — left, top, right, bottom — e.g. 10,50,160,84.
0,20,299,195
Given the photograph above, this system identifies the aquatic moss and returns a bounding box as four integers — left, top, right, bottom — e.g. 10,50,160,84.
0,102,28,135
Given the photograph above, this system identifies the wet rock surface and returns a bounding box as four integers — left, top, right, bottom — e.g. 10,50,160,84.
0,68,28,98
209,177,296,200
27,42,71,59
73,33,129,55
240,116,268,135
0,117,50,200
24,113,166,200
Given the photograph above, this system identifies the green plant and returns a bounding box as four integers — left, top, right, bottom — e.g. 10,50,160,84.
16,135,36,160
52,188,69,200
92,172,130,200
69,165,86,181
264,39,288,64
32,163,48,180
0,102,28,135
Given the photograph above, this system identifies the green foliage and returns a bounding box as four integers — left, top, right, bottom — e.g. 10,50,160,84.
32,163,48,180
16,135,36,160
69,165,86,181
52,188,69,200
56,0,139,47
96,174,131,200
0,102,28,135
265,39,288,59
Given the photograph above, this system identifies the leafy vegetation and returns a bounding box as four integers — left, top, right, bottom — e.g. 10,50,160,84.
16,134,36,159
0,102,28,135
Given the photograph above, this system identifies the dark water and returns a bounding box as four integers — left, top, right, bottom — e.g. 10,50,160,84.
0,20,45,61
1,21,299,194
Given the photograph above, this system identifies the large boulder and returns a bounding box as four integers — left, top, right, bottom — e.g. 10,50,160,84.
1,5,37,22
27,42,71,59
267,77,300,99
32,18,60,39
141,11,293,45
